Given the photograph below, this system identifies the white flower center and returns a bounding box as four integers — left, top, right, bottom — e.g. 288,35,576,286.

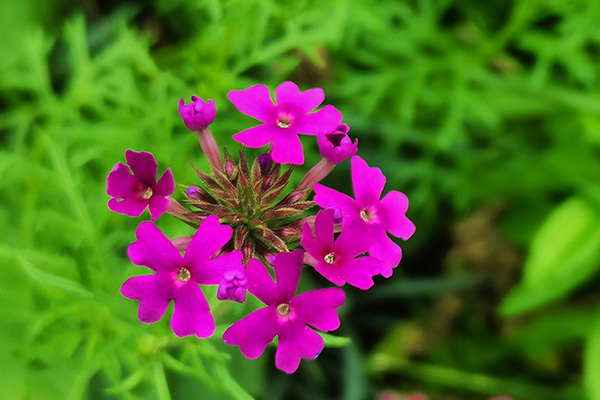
360,209,371,222
140,187,153,200
277,303,291,317
324,252,335,264
177,267,191,282
277,119,291,128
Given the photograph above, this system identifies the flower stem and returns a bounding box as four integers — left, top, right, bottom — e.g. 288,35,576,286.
297,158,335,191
197,127,223,172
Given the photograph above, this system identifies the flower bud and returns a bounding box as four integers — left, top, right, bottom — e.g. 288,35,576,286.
317,124,358,164
217,270,247,303
178,96,217,131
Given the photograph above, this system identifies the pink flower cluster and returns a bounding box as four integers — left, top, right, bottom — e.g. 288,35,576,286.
107,81,415,373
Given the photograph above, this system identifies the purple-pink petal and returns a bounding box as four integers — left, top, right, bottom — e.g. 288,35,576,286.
125,150,158,187
147,195,170,221
127,221,182,272
228,84,276,122
334,223,373,258
339,257,382,290
275,323,324,374
275,81,324,114
106,163,137,198
270,130,305,165
200,251,244,286
245,258,278,305
351,156,386,206
314,183,359,217
273,250,303,302
380,191,416,240
232,124,278,148
183,215,233,269
121,275,171,323
108,196,148,218
223,306,279,359
294,105,343,135
292,288,345,332
300,222,326,261
154,169,175,196
170,282,214,338
369,233,402,277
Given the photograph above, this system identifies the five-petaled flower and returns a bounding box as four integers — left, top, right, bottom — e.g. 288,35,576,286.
228,81,343,165
121,215,244,338
314,156,415,276
302,209,386,290
178,96,217,131
107,150,174,221
223,249,345,373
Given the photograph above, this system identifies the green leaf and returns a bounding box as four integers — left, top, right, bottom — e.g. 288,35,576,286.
500,197,600,316
585,307,600,400
320,332,352,348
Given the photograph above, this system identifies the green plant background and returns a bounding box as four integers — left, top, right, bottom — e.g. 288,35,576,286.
3,0,600,399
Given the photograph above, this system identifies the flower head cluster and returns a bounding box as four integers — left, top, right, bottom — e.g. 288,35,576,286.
107,81,414,373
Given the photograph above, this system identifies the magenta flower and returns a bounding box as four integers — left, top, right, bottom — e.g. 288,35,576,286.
223,250,345,373
178,96,217,131
228,81,343,165
313,156,415,276
301,209,385,290
317,124,358,164
107,150,174,221
121,215,244,338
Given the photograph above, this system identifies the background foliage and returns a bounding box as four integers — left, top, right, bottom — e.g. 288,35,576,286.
2,0,600,399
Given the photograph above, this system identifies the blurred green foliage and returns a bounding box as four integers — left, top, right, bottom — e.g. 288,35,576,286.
3,0,600,399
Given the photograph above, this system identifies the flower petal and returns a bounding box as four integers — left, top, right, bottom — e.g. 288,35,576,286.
184,215,233,268
313,184,359,217
273,250,304,302
368,232,402,277
106,163,137,198
233,124,278,148
380,191,416,240
292,288,345,331
245,258,278,305
127,222,182,272
197,251,244,285
228,84,276,122
351,156,386,206
294,105,343,135
276,323,324,374
300,221,326,261
108,197,147,218
125,150,158,187
223,306,279,359
340,257,384,290
334,223,373,258
154,168,175,196
170,282,214,338
314,209,335,250
270,130,304,165
275,81,324,113
148,195,169,221
121,275,171,323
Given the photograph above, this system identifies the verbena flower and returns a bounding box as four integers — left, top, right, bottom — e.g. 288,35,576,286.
228,81,343,165
317,124,358,164
314,156,415,275
121,215,244,338
301,209,385,289
107,150,174,221
178,96,217,131
223,250,345,373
